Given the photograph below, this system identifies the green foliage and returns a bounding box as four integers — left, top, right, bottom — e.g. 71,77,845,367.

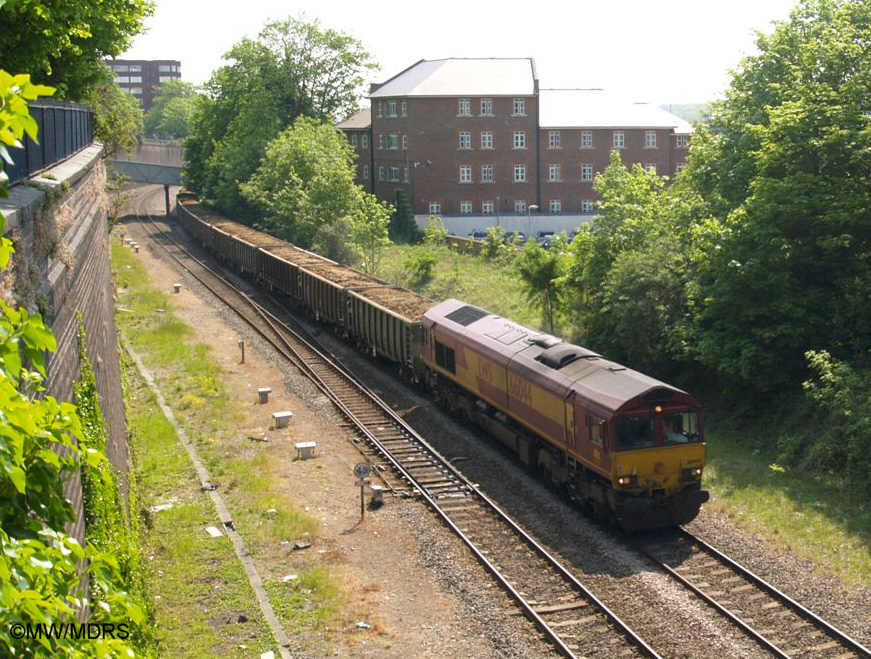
311,218,361,266
483,225,505,259
515,240,567,333
688,0,871,392
403,249,437,288
183,15,377,222
240,116,392,253
423,216,448,245
0,220,143,658
389,188,421,243
88,71,143,155
0,70,54,196
0,0,154,100
143,80,198,139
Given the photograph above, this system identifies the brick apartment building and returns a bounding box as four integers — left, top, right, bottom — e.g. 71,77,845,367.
337,58,691,233
104,59,182,110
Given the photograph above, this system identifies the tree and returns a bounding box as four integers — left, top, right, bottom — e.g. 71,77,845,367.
184,16,377,222
688,0,871,392
0,0,153,100
516,240,567,333
349,193,391,275
389,188,421,243
143,80,198,139
88,71,143,155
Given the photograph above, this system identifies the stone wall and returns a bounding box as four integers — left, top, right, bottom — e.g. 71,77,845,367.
0,143,128,544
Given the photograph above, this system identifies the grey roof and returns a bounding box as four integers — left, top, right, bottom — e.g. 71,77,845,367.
336,109,370,130
539,89,693,133
371,58,536,98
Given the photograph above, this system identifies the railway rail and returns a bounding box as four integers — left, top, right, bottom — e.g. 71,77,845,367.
635,529,871,659
128,187,661,658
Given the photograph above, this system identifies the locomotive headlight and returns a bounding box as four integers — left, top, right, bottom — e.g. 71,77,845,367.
683,467,703,480
617,474,638,487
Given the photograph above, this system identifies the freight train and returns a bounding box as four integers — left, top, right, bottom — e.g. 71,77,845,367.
176,193,709,530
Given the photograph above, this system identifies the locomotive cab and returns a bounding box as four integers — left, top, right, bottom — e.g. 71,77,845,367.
608,394,709,530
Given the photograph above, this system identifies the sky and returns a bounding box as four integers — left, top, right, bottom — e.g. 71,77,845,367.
122,0,799,107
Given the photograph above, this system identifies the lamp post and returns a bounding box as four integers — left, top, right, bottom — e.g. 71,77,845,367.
527,204,538,239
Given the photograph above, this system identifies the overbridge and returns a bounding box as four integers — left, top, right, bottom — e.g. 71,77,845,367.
112,139,184,213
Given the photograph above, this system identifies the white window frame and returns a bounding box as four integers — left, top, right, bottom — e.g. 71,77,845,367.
401,101,408,117
548,164,561,182
378,166,384,181
613,130,625,149
581,164,593,182
460,201,472,214
513,98,525,116
378,134,384,150
480,131,493,149
386,133,398,150
350,134,358,147
482,201,494,214
402,134,408,150
515,200,526,213
458,98,471,116
581,199,594,213
361,134,369,148
676,134,690,148
548,131,561,149
645,163,657,175
645,130,657,149
480,98,493,116
429,202,441,215
362,165,370,179
549,200,561,213
513,164,526,183
459,165,472,183
513,131,526,149
676,163,687,174
388,166,400,182
377,102,383,117
387,100,397,117
459,131,472,149
581,130,593,149
481,165,493,183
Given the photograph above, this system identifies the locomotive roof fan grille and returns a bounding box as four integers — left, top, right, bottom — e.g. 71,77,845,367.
445,305,488,326
537,344,599,370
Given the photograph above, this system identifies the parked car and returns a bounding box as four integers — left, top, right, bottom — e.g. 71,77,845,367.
467,229,488,240
503,230,527,245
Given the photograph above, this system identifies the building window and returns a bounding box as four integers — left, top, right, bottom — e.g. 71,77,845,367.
112,64,129,72
480,98,492,115
581,130,593,148
377,102,383,117
549,200,561,213
386,134,398,150
513,131,526,149
129,76,142,83
429,202,441,215
113,76,129,84
129,64,141,72
676,163,687,174
129,88,142,95
401,101,408,117
481,165,493,183
404,167,409,182
480,131,493,149
581,164,593,182
387,100,397,117
378,166,384,181
378,134,384,150
460,201,472,214
514,164,526,182
459,166,472,183
459,98,471,116
676,134,690,148
402,134,408,150
350,134,358,147
363,165,370,179
388,166,400,182
548,131,561,149
613,131,625,148
513,98,525,116
158,64,172,72
581,199,594,213
361,134,369,148
515,200,526,213
459,132,472,149
159,76,174,83
645,163,657,175
645,130,657,148
548,164,561,182
482,201,494,214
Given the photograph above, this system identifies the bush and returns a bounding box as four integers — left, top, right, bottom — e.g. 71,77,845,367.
404,249,437,288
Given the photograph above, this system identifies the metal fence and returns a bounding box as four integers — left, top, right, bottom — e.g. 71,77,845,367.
3,100,93,185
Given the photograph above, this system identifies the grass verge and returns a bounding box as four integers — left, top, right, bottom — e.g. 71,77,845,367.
114,239,344,656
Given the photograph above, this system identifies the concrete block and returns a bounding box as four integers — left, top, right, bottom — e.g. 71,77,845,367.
294,441,316,460
273,410,293,429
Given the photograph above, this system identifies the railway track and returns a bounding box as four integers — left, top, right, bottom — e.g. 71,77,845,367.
634,529,871,659
127,187,661,659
